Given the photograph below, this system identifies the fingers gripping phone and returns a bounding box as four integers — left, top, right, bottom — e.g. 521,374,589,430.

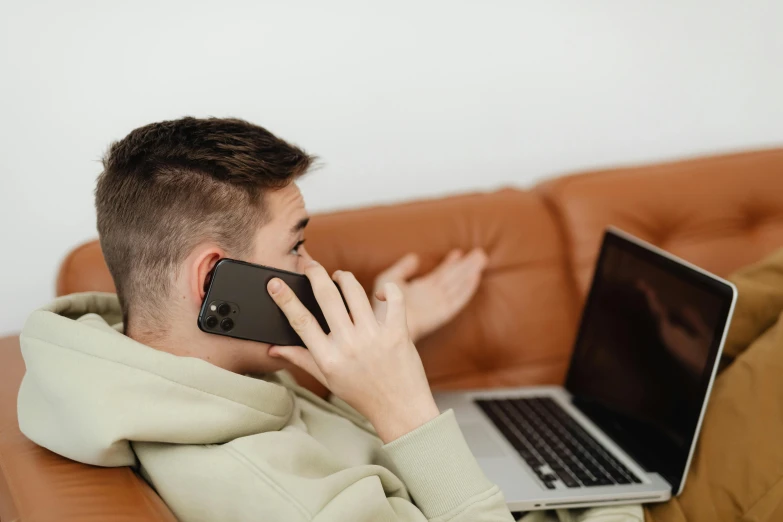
198,258,332,346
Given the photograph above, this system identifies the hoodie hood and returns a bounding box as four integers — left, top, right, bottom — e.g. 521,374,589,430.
17,292,294,467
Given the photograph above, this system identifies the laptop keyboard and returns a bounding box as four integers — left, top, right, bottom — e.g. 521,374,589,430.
474,397,642,489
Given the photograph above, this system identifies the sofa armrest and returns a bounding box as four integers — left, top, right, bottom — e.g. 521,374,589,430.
0,335,177,522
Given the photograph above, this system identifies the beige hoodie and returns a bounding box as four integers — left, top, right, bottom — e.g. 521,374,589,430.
17,293,642,522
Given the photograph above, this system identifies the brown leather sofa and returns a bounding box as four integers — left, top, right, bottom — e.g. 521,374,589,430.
2,147,783,521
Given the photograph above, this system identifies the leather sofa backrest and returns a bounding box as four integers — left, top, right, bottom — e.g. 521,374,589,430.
541,148,783,297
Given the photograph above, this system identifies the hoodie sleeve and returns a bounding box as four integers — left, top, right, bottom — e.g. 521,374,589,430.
135,411,514,522
311,410,515,522
378,410,514,521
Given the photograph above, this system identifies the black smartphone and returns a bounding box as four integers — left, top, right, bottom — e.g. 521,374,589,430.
198,258,331,346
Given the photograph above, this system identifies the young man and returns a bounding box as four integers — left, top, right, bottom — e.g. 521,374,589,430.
17,117,518,521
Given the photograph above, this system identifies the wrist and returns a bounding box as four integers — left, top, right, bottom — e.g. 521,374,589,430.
370,399,440,444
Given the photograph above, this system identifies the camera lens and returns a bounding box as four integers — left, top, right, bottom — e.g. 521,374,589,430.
220,318,234,332
205,315,218,328
217,303,231,316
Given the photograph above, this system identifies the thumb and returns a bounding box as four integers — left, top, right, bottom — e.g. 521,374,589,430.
269,345,326,386
376,253,420,284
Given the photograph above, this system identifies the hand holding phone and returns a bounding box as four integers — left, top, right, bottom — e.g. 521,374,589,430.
266,260,440,444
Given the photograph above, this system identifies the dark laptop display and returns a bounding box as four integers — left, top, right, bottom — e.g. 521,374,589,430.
565,231,735,493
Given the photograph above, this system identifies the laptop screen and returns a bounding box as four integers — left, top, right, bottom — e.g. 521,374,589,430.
565,229,735,494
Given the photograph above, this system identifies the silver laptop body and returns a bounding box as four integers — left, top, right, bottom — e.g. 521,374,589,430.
435,228,737,512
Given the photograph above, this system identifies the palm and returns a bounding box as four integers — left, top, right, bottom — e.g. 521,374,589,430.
373,249,488,342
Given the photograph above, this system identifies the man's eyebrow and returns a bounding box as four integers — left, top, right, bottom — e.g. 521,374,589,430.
291,217,310,234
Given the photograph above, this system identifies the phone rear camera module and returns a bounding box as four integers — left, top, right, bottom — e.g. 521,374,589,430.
220,318,234,332
205,315,218,329
217,303,231,316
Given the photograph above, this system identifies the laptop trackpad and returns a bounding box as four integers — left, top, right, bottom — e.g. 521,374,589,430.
461,423,506,458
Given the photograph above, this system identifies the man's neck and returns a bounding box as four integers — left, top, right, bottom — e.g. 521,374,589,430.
128,318,278,376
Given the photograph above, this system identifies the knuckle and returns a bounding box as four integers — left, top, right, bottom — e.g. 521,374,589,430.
339,334,358,353
311,280,334,296
362,321,380,338
290,313,314,331
319,355,340,375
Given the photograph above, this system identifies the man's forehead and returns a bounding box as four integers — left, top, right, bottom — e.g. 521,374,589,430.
266,184,308,226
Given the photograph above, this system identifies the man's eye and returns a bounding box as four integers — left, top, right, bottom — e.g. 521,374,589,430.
290,239,305,255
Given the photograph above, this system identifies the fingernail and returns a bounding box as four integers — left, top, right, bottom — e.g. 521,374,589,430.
306,259,319,267
268,278,282,294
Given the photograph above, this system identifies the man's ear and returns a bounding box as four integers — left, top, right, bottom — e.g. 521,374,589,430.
190,247,225,302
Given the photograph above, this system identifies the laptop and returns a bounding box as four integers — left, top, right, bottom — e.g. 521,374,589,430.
434,228,737,512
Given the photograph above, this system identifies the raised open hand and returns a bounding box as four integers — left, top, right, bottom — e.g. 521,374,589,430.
372,248,488,342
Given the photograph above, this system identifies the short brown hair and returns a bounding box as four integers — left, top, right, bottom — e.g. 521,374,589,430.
95,117,315,332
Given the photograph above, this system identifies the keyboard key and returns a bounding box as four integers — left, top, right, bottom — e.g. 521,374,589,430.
554,469,580,488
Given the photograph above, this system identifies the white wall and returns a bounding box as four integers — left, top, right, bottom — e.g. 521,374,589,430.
1,0,782,335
